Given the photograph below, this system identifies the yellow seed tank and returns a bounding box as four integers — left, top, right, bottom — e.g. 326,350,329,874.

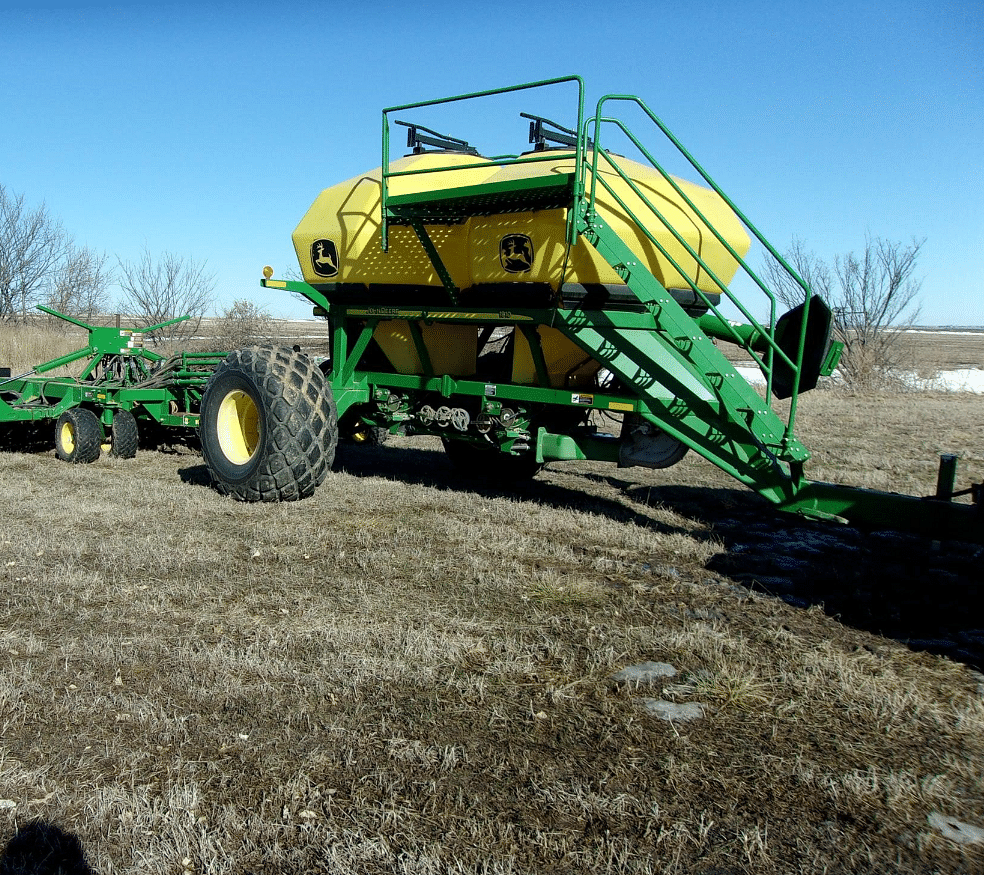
292,150,750,297
291,149,750,384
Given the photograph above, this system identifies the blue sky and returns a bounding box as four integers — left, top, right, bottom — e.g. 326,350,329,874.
2,1,981,325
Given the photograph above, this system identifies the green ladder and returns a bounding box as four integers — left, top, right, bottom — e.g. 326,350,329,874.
381,84,813,510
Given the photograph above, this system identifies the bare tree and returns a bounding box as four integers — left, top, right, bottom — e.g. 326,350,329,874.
763,235,924,389
0,184,72,318
116,249,215,346
44,244,113,322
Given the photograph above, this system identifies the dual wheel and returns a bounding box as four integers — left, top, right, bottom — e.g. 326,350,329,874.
54,408,138,464
199,345,338,501
52,346,340,502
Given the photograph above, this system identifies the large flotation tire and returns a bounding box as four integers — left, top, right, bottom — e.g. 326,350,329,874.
199,345,338,501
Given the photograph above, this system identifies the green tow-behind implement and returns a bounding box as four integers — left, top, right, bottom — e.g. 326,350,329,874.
3,77,981,543
1,307,223,461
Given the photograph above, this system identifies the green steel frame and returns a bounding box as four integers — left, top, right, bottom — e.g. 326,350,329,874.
0,309,224,438
264,75,983,543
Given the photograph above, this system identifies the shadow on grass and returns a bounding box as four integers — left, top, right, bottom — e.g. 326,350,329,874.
179,441,713,540
0,822,93,875
688,493,984,671
177,463,213,488
336,445,984,671
181,441,984,671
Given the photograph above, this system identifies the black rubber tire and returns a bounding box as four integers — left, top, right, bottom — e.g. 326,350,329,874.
619,416,689,469
359,426,389,446
199,345,338,501
339,406,388,446
54,408,102,464
442,437,543,481
109,409,139,459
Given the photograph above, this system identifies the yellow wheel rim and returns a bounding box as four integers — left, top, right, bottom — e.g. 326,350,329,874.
216,390,260,465
60,420,76,455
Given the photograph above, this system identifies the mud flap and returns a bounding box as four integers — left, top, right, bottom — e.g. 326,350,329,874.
771,297,835,400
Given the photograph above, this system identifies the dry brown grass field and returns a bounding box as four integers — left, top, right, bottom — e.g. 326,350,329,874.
1,326,983,874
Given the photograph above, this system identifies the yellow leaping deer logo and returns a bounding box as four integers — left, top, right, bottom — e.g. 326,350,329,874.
311,239,339,278
499,234,534,273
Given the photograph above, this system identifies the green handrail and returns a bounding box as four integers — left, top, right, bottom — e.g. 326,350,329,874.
583,95,819,446
580,123,792,389
380,75,585,250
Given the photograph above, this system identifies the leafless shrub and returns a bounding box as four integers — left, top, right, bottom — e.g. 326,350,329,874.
209,298,274,351
116,249,215,346
764,235,924,389
0,184,72,318
42,245,113,324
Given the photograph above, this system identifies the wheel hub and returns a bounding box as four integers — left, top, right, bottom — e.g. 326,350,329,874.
216,390,260,465
60,421,76,455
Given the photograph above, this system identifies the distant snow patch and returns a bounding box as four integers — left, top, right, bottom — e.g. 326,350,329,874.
734,365,984,394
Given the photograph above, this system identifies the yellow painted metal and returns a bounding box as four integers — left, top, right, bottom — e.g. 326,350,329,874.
347,309,534,321
292,154,496,288
216,390,260,465
59,420,76,455
296,144,750,384
470,151,750,291
373,322,478,376
511,326,602,388
293,150,749,297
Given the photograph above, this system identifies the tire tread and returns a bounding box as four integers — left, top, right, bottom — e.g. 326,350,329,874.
200,345,338,501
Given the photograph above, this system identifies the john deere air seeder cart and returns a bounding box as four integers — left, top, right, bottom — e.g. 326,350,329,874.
196,76,983,542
